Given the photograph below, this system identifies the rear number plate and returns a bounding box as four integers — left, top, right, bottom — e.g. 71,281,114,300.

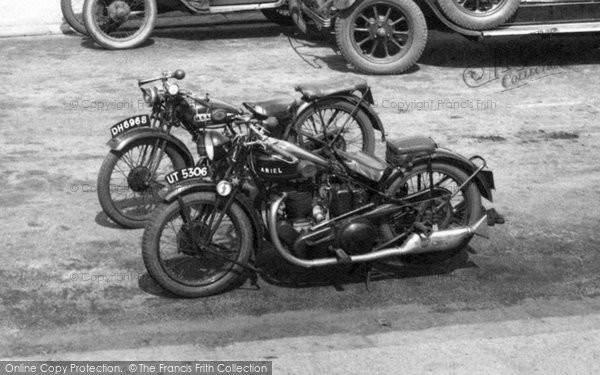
110,115,150,137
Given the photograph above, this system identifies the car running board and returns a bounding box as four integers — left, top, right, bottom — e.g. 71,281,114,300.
482,21,600,37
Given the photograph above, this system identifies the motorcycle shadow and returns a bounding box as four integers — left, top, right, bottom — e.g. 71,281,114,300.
94,211,126,230
254,245,478,291
80,37,156,50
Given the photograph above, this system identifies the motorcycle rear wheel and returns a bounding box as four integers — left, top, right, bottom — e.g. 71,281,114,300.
83,0,157,50
61,0,88,35
379,162,482,268
293,100,376,155
142,192,253,298
97,139,188,229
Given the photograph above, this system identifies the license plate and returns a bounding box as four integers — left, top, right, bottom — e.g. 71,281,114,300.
110,115,150,137
165,166,210,185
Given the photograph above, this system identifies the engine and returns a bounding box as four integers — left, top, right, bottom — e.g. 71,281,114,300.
276,179,375,259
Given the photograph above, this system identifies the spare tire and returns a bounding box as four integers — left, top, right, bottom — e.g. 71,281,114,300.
438,0,520,30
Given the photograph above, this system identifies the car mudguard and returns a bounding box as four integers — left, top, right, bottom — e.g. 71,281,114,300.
163,180,264,252
107,127,195,167
411,148,495,202
333,0,357,11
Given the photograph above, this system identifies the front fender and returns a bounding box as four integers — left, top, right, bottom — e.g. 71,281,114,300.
107,127,195,167
163,181,264,252
412,149,495,202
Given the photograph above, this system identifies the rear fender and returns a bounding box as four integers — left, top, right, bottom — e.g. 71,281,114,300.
297,95,385,136
107,127,195,167
411,149,495,202
163,181,264,252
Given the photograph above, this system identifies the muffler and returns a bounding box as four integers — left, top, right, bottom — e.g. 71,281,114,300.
268,194,487,268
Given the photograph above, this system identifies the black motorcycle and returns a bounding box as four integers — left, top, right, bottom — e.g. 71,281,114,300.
97,69,383,228
141,119,502,297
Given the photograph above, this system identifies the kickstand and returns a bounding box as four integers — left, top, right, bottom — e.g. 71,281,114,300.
249,271,260,290
364,263,373,292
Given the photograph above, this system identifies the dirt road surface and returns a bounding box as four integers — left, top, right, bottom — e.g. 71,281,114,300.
1,14,600,373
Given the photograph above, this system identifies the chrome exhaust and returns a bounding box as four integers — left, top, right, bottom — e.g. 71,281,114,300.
268,194,487,268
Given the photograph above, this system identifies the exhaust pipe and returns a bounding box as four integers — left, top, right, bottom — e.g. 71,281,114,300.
268,194,487,268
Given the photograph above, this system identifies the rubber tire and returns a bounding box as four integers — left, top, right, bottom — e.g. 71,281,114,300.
142,192,253,298
83,0,158,50
61,0,88,35
97,139,188,229
335,0,428,75
288,0,327,40
437,0,520,30
261,7,295,26
294,100,376,155
379,162,482,267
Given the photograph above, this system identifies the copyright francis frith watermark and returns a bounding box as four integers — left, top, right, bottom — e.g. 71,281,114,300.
463,27,567,91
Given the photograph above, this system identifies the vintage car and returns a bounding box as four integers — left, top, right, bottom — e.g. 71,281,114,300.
79,0,292,49
290,0,600,74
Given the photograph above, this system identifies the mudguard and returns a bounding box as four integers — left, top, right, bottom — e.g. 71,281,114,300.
411,148,495,202
333,0,357,11
163,180,264,252
296,94,385,136
107,127,195,167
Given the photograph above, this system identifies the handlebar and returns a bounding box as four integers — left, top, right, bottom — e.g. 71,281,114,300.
138,69,186,87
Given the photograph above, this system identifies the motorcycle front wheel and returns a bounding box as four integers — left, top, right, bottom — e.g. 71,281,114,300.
142,192,253,298
379,162,482,268
83,0,158,50
61,0,88,35
293,100,376,155
97,139,188,229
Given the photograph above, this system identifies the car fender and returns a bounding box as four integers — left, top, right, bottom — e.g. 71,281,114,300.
333,0,357,11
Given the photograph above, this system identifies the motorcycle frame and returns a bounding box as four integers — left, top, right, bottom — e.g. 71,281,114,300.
158,126,493,269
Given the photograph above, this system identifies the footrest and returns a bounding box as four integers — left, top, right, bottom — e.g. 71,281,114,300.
486,208,506,226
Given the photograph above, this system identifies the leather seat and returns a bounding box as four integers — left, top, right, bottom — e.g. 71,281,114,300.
295,78,368,100
244,97,297,119
386,136,436,166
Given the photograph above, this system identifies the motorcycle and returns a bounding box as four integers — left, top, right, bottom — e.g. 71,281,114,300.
141,119,503,297
97,69,383,228
82,0,292,50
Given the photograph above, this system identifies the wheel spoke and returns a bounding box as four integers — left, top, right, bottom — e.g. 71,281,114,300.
390,16,405,26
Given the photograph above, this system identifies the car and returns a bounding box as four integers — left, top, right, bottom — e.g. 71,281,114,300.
289,0,600,74
81,0,292,50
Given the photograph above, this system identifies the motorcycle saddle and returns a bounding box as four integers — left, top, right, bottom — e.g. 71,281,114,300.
386,136,437,166
337,149,388,183
243,97,297,120
295,78,368,100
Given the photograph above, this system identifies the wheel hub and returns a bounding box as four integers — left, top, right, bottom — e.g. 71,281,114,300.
127,167,151,192
177,222,210,256
107,1,131,23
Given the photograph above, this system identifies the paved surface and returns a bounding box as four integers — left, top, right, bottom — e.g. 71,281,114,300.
7,310,600,374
